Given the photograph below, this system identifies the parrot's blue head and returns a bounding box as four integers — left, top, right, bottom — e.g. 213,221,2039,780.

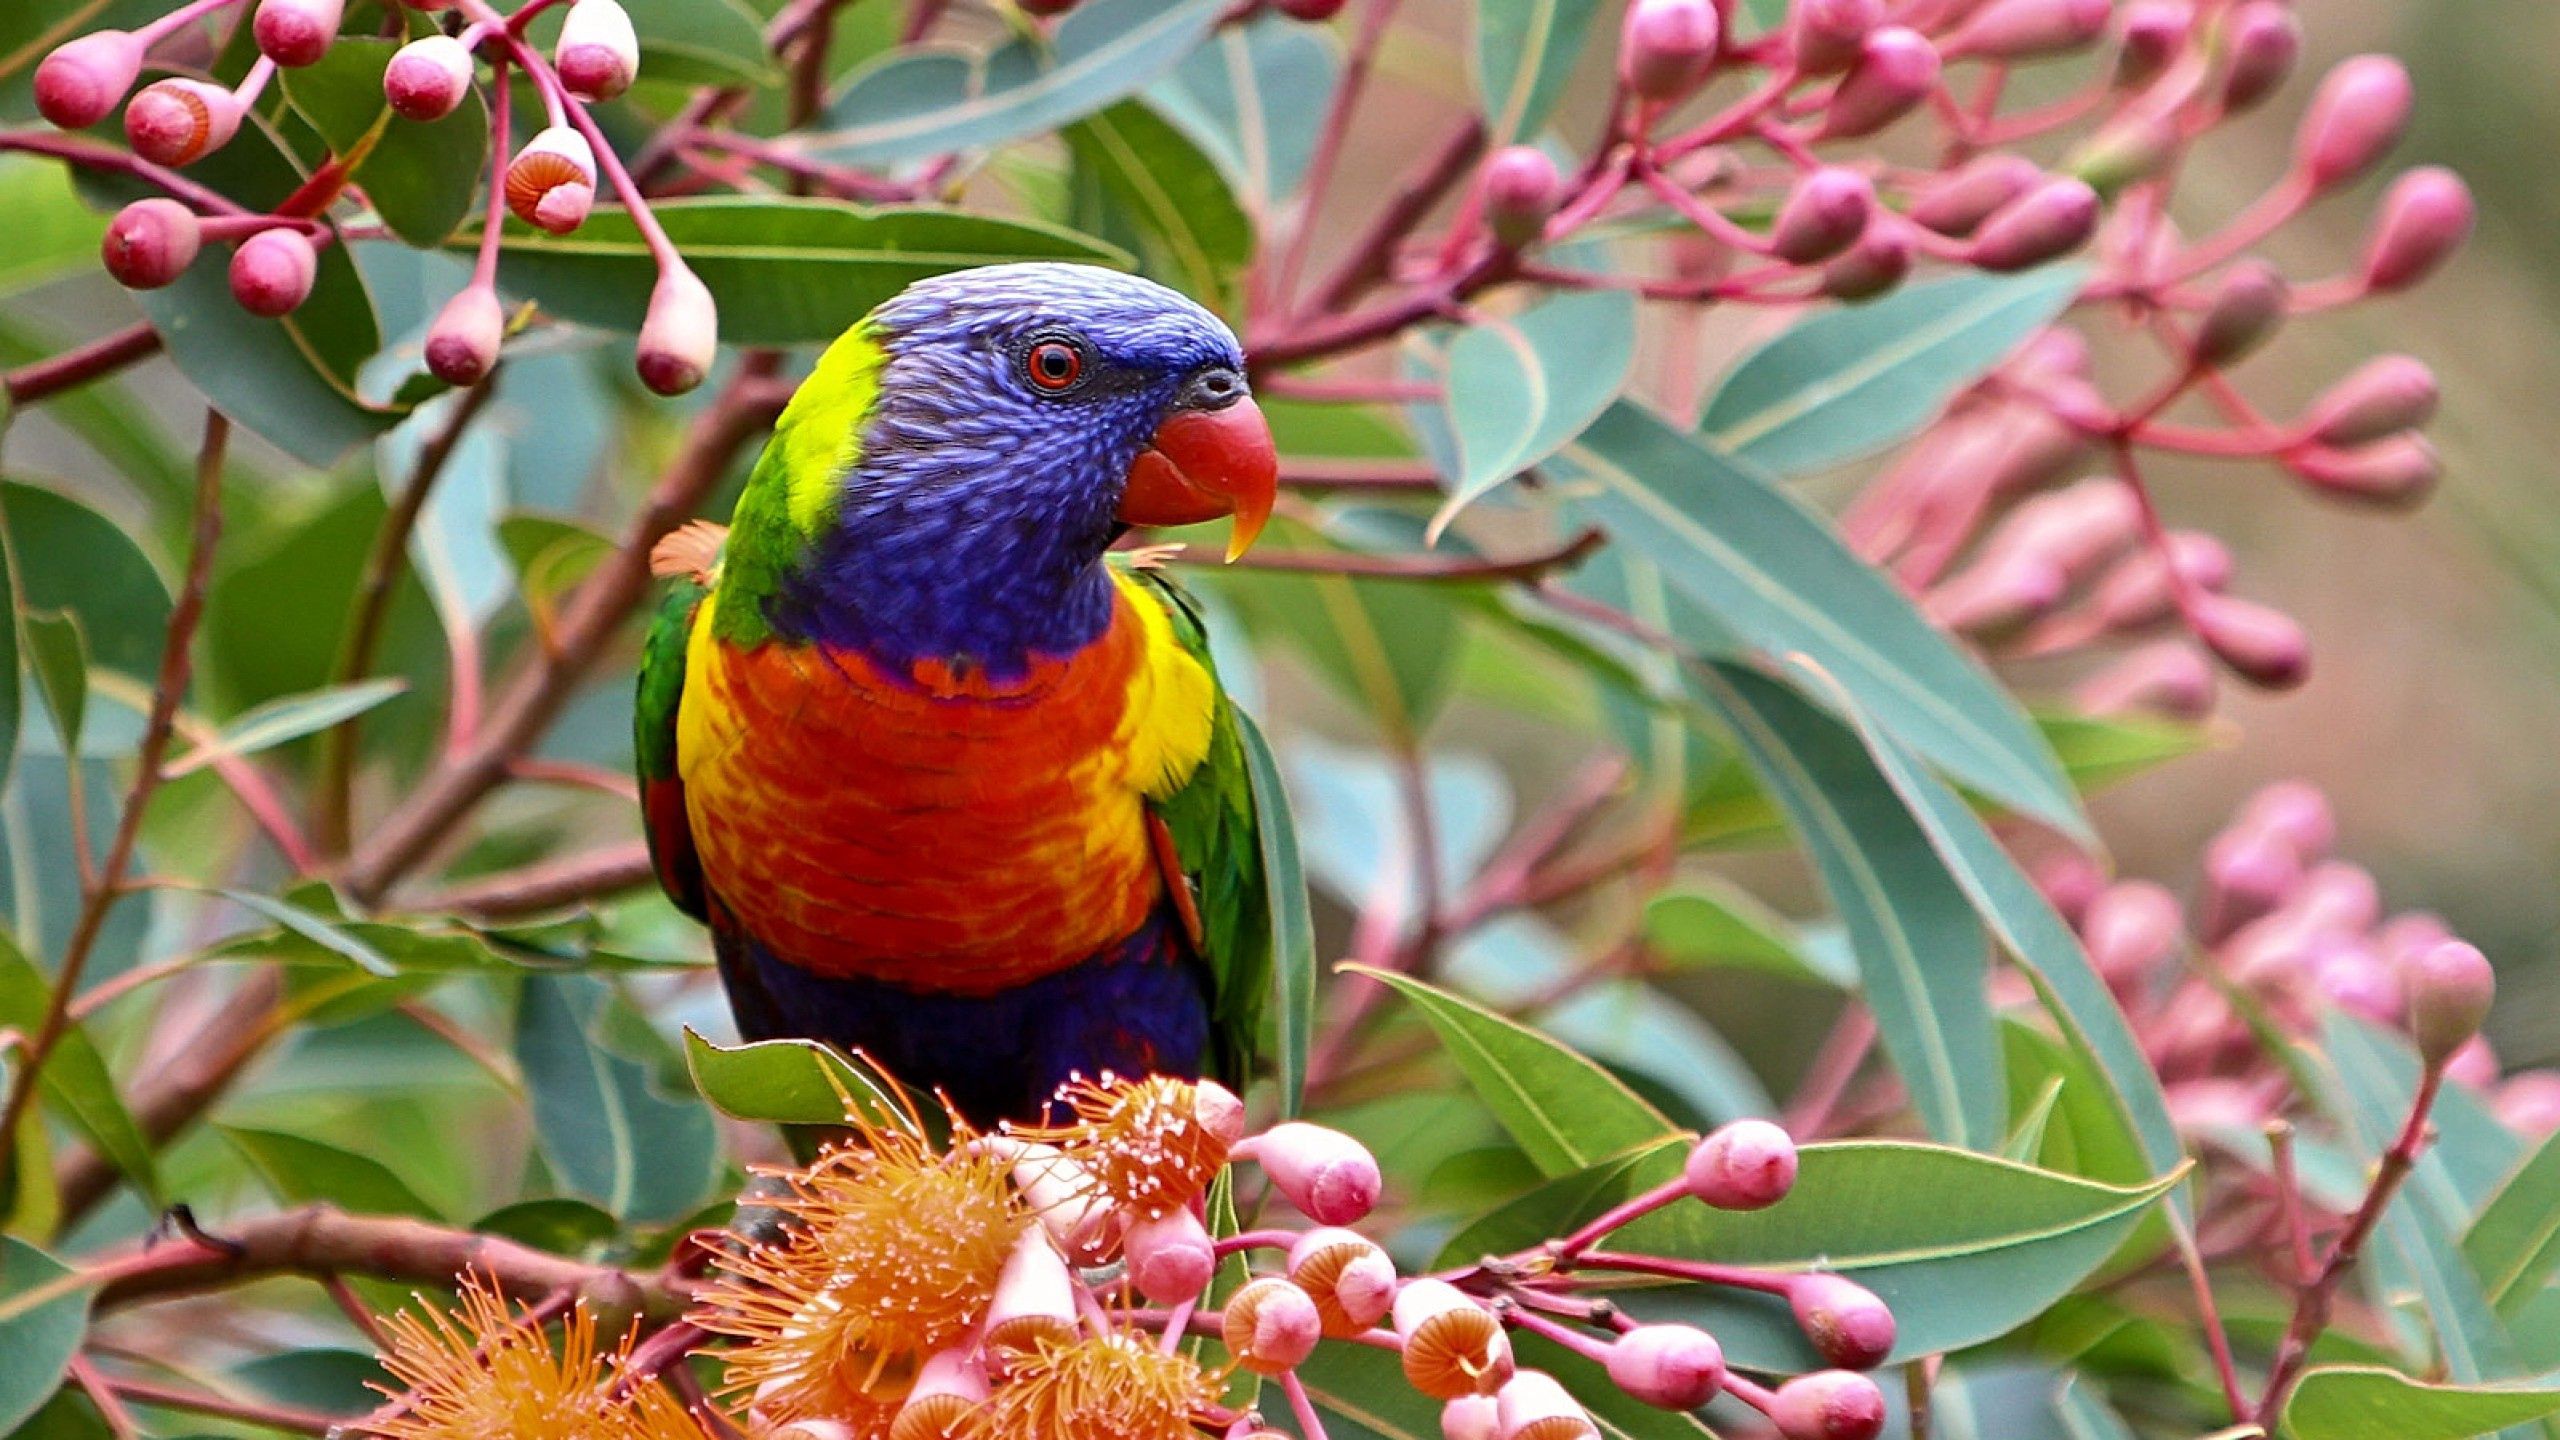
763,263,1276,674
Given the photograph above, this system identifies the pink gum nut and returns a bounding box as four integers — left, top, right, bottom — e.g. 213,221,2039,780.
254,0,346,67
386,35,475,122
1393,1279,1515,1400
101,198,202,290
2073,642,2216,720
1815,28,1938,139
2404,940,2496,1066
2362,167,2474,293
1619,0,1721,105
890,1346,987,1440
1791,1274,1896,1370
556,0,641,102
1195,1077,1248,1150
1924,550,2066,634
125,79,245,167
2290,434,2440,508
2295,56,2413,193
1605,1325,1725,1410
2218,1,2301,113
1684,1119,1797,1209
1253,1121,1382,1224
1221,1277,1323,1375
229,228,319,317
2446,1035,2501,1091
1819,224,1913,301
2068,112,2179,194
425,283,506,386
2189,260,2288,369
1791,0,1881,74
1986,477,2141,581
2082,880,2185,988
1494,1370,1597,1440
2090,531,2231,630
1288,1226,1399,1336
2191,593,2309,689
637,264,720,397
1277,0,1349,17
1911,154,2044,237
1443,1395,1503,1440
2301,356,2438,448
1770,169,1873,265
1942,0,2110,61
982,1228,1077,1361
2237,781,2338,859
1122,1206,1216,1306
1772,1370,1888,1440
1483,146,1562,250
2312,940,2402,1025
35,30,146,130
506,125,599,235
2113,2,2191,89
1969,178,2099,271
2495,1072,2560,1136
1006,1142,1115,1262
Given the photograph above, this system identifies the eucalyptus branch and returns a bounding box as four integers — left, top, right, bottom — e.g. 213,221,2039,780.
411,841,656,919
1182,528,1604,583
1,323,163,407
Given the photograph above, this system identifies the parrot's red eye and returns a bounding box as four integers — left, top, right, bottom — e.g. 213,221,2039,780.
1025,340,1085,392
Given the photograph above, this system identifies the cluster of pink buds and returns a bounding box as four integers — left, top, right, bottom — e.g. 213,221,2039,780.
682,1077,1890,1440
36,0,716,394
2031,782,2553,1138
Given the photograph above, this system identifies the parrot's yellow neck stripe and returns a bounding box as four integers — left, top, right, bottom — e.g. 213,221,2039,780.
774,325,890,535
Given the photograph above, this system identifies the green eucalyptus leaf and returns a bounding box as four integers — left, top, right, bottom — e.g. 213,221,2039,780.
164,678,407,778
1148,15,1337,206
1235,712,1315,1117
682,1027,905,1129
0,936,157,1207
609,0,777,87
1436,289,1637,536
135,243,402,468
1700,267,2087,476
18,611,78,763
1348,964,1678,1177
0,1239,89,1434
814,0,1223,166
1641,881,1846,986
1475,0,1606,143
2464,1129,2560,1318
1216,560,1471,744
282,38,488,247
1065,100,1253,313
3,482,169,681
516,975,721,1222
1558,401,2087,840
2285,1367,2560,1440
0,158,104,297
221,1124,444,1218
479,199,1126,345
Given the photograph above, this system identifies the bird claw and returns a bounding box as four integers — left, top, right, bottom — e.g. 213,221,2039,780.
1121,542,1185,572
152,1202,247,1258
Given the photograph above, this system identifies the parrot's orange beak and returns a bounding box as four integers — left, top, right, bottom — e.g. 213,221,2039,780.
1118,394,1278,562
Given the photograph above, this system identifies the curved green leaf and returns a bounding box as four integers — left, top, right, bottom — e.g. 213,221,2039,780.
1348,964,1677,1177
2464,1129,2560,1317
221,1125,443,1219
1475,0,1605,143
0,158,104,298
2,484,166,684
0,937,156,1208
813,0,1223,165
282,38,488,247
1700,267,2087,476
0,1239,89,1433
1066,100,1253,312
2285,1367,2560,1440
516,975,719,1222
1149,15,1338,206
480,199,1126,345
1436,288,1637,536
683,1027,905,1130
1234,713,1315,1117
1559,401,2087,840
164,678,406,778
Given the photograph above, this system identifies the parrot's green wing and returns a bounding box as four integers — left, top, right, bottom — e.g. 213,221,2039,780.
1128,566,1316,1112
635,574,710,922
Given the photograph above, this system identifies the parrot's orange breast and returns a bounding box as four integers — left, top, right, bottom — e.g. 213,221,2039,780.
674,573,1212,993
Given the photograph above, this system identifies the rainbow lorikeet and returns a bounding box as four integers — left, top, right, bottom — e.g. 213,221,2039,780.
634,263,1285,1125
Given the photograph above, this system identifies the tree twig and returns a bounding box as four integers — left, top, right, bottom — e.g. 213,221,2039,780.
412,842,657,919
1,324,164,407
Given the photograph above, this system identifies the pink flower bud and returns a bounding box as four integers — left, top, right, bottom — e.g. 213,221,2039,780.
2205,828,2304,935
1819,224,1913,301
892,1346,987,1440
2495,1072,2560,1136
2446,1036,2501,1091
2188,260,2288,369
2289,433,2440,508
1771,1371,1887,1440
2191,593,2309,689
2302,356,2437,448
1925,550,2066,634
2361,167,2473,293
2378,911,2455,969
1289,1226,1399,1336
2217,1,2300,113
2093,531,2230,630
1771,169,1873,264
1006,1142,1115,1262
1943,0,2110,61
1222,1277,1323,1375
983,1228,1077,1360
35,30,145,130
1605,1324,1724,1410
229,228,319,317
386,35,475,122
556,0,640,102
124,78,245,167
1483,146,1562,250
1019,0,1078,12
1969,178,2099,271
2239,780,2336,859
1394,1279,1514,1400
636,264,719,396
1790,1275,1896,1370
1195,1077,1247,1150
1444,1395,1503,1440
2073,642,2216,720
2083,880,2184,986
506,125,598,234
1911,154,2043,236
1495,1370,1596,1440
1122,1206,1216,1306
2068,113,2179,195
1619,0,1721,104
1683,1119,1797,1209
2295,56,2412,193
1817,28,1939,139
425,282,505,386
100,198,202,290
2114,2,2191,89
1277,0,1347,16
2313,940,2402,1025
1991,477,2143,578
1254,1121,1382,1224
255,0,346,67
2035,852,2104,923
1792,0,1882,73
2294,860,2380,935
2404,939,2495,1066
